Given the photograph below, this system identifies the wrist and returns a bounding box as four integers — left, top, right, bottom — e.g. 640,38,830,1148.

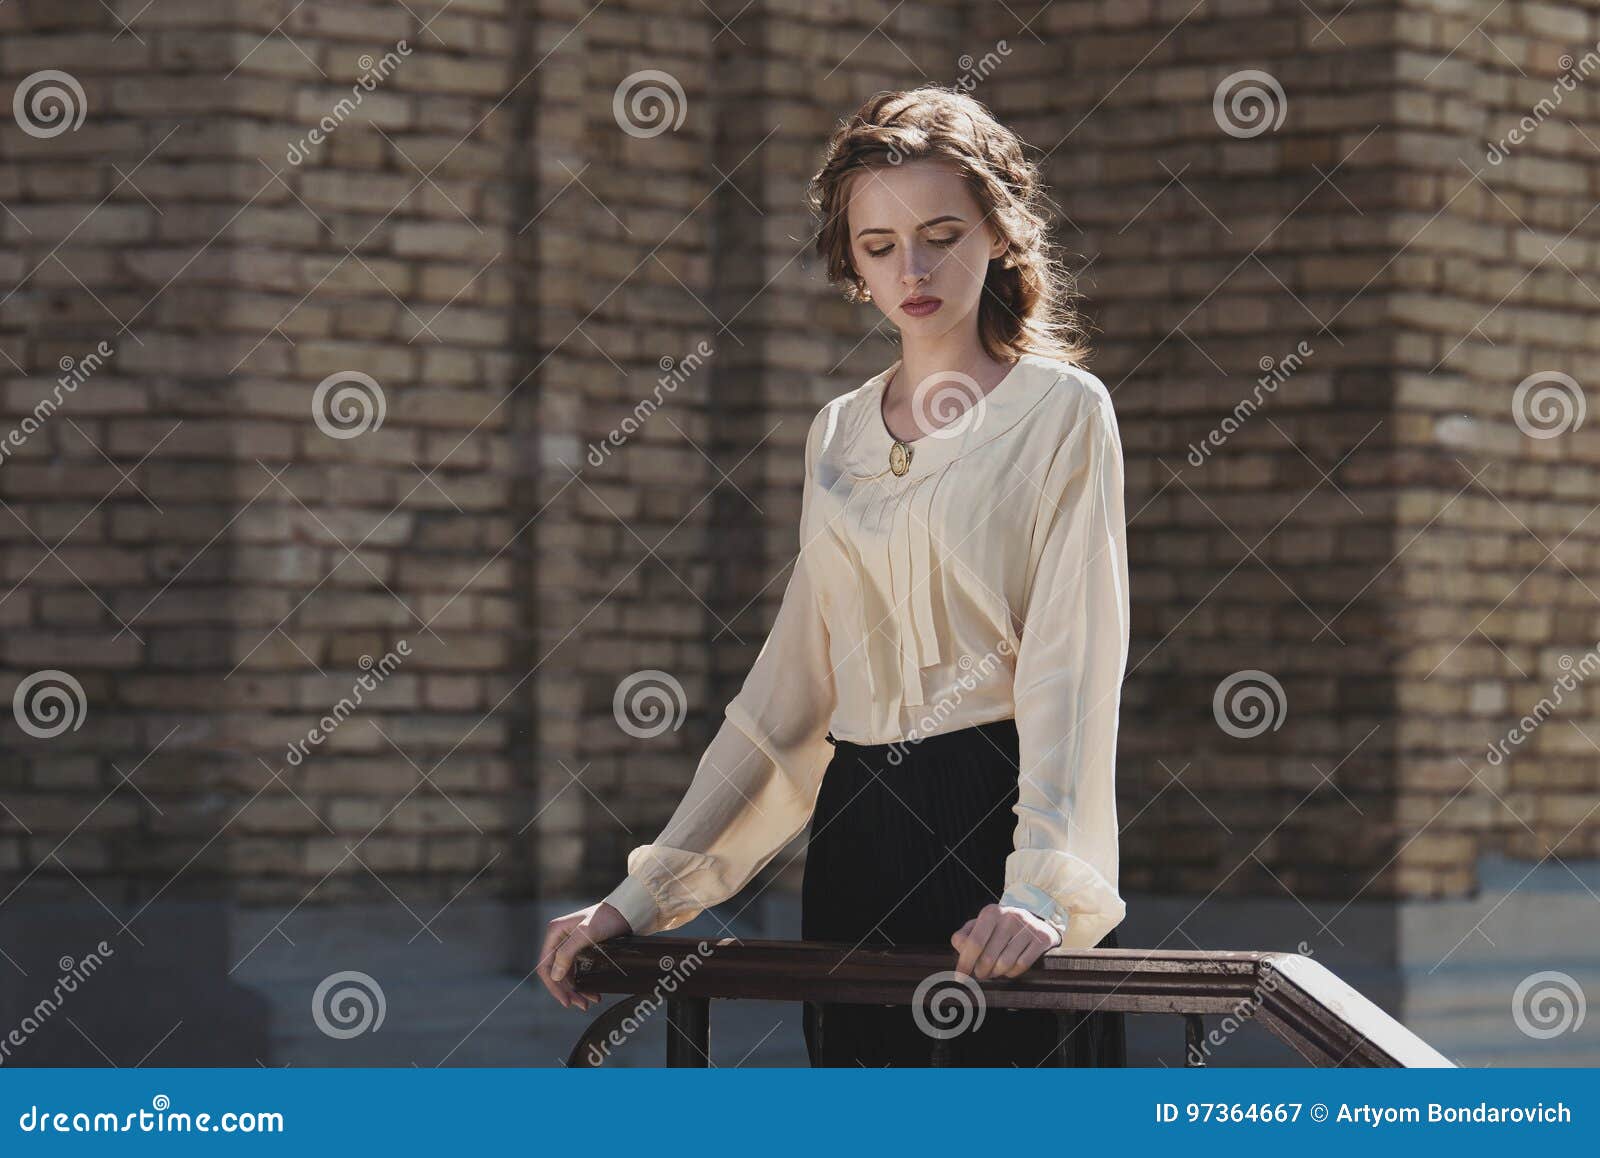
1000,885,1069,947
600,873,659,936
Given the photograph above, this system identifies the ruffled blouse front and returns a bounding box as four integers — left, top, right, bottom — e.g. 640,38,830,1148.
603,352,1131,952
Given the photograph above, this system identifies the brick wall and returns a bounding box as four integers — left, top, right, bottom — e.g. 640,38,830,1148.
2,0,1597,936
964,0,1600,928
1387,4,1600,873
965,1,1415,914
1,0,533,907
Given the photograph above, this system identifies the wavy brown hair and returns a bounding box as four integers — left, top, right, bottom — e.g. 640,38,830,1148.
805,85,1094,368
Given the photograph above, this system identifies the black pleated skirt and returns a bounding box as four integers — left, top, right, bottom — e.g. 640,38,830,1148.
800,715,1126,1068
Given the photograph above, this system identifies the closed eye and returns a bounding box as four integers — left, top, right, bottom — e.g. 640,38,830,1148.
865,236,961,258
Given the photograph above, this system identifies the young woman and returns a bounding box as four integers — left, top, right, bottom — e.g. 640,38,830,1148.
539,85,1131,1068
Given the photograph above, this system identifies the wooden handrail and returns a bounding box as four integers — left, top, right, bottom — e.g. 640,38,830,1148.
566,936,1455,1068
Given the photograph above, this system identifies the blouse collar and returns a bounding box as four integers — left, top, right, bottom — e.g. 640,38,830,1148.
836,352,1062,483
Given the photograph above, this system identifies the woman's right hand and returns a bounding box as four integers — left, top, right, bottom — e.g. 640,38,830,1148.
537,901,633,1011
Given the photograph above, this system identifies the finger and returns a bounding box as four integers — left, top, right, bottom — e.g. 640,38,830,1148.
536,924,572,1006
1014,933,1051,976
949,917,975,950
955,906,998,979
538,923,604,1012
952,918,982,977
551,924,591,982
536,922,564,978
972,918,1015,980
992,928,1037,978
555,934,602,1012
569,945,612,1010
543,927,588,1009
558,975,595,1012
564,965,598,1010
978,909,1033,979
559,929,611,1012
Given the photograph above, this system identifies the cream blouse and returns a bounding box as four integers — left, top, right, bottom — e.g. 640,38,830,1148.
602,352,1131,952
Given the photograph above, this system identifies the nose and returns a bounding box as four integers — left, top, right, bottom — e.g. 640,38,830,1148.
901,241,937,290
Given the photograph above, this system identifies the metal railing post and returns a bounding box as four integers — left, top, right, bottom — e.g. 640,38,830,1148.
1185,1013,1206,1066
665,996,709,1067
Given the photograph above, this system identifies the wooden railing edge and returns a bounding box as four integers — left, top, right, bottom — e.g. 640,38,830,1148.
564,936,1454,1068
1257,952,1456,1068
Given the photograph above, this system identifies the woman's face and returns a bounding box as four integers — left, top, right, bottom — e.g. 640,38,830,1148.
845,158,1006,341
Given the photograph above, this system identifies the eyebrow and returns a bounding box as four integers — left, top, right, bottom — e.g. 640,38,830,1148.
855,215,965,238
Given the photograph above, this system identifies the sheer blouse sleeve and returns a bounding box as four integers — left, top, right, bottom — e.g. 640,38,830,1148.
600,409,838,936
999,392,1131,951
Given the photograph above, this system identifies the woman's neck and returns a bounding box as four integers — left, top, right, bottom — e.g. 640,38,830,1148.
882,342,1018,442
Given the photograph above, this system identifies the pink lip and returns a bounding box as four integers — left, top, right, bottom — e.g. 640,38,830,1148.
901,296,942,316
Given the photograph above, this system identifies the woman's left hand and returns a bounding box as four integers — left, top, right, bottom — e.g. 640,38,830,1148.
950,902,1062,981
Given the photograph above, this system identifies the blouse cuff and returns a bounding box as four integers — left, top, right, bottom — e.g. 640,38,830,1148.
1000,881,1070,946
600,871,662,937
1002,847,1127,952
600,843,724,938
